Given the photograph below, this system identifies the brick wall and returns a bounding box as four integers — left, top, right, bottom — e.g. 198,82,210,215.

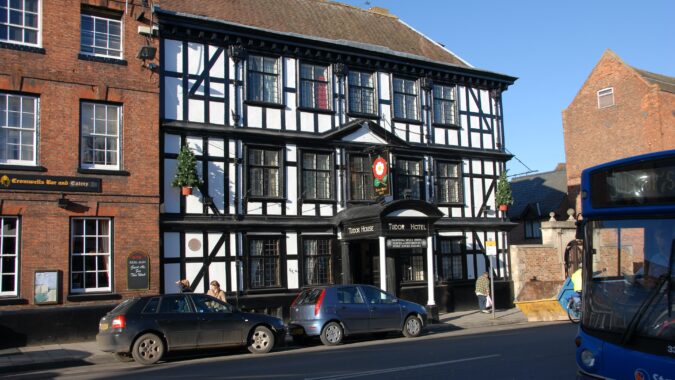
0,0,160,309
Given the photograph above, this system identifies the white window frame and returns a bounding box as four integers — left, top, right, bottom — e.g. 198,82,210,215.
0,216,20,297
70,218,112,294
0,92,38,166
597,87,614,109
79,13,122,59
80,102,121,170
0,0,41,47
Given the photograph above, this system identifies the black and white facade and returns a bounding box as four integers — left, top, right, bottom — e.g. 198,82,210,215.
156,6,516,317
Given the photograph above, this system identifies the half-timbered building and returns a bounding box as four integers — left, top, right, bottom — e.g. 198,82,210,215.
155,0,517,318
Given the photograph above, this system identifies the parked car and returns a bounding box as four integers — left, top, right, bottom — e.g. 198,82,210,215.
96,293,286,365
289,284,427,346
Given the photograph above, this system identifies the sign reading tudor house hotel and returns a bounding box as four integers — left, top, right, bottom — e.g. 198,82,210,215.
343,219,431,240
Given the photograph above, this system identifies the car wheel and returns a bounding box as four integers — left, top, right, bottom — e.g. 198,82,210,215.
402,315,422,338
131,333,164,365
112,352,134,362
248,326,275,354
320,322,343,346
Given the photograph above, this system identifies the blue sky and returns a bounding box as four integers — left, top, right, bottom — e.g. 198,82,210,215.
339,0,675,176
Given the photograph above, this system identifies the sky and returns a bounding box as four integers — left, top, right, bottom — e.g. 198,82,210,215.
339,0,675,176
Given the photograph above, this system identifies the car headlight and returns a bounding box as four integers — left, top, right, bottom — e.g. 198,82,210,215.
580,349,595,368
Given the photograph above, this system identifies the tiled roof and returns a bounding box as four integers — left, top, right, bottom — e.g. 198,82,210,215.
157,0,470,68
507,166,568,219
633,68,675,94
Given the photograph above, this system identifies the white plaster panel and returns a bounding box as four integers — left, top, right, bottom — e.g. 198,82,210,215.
468,89,478,113
285,57,296,88
470,115,481,130
186,262,204,291
188,99,205,123
449,129,459,146
342,125,387,144
163,77,183,121
164,39,183,73
185,232,203,258
229,86,236,120
381,105,391,131
164,134,181,154
247,106,262,128
267,108,281,130
480,90,491,114
247,202,263,214
188,79,205,96
230,233,238,257
441,207,449,217
230,261,238,291
300,111,314,132
458,86,467,111
208,138,225,157
318,113,331,133
208,161,226,214
163,263,180,293
209,45,225,78
485,134,494,150
451,206,462,218
209,263,226,291
163,232,180,258
285,93,297,131
228,57,236,80
228,162,236,215
164,159,180,213
471,159,482,175
187,136,204,156
229,140,237,159
302,204,316,215
394,123,406,140
286,145,297,162
319,204,333,217
463,177,471,216
208,232,226,257
286,166,297,215
471,132,481,148
466,254,475,280
210,82,225,98
484,162,495,176
378,72,390,101
267,202,282,215
187,42,204,76
286,259,299,289
185,162,204,214
409,124,421,143
286,232,298,255
472,178,483,216
434,128,446,145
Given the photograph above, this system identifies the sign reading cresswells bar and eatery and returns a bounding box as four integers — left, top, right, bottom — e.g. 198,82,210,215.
372,155,389,196
0,174,101,193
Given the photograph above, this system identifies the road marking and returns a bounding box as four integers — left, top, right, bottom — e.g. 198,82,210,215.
304,354,501,380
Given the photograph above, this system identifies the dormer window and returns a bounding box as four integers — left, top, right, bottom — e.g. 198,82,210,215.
597,87,614,108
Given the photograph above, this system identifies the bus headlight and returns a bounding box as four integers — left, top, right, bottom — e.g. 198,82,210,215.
580,349,596,368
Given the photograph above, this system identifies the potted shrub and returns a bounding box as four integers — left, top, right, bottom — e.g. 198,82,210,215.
172,145,202,196
495,170,513,211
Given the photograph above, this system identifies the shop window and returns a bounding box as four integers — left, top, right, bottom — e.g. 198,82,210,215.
248,147,280,198
395,158,424,200
247,55,280,104
436,161,462,204
433,84,457,125
302,152,332,200
0,92,38,165
348,71,375,115
300,63,329,110
0,0,39,46
0,217,19,297
80,102,121,170
303,238,332,285
400,248,425,282
249,237,280,288
349,155,375,201
525,219,542,239
71,218,112,293
438,238,464,281
80,11,122,59
393,78,418,120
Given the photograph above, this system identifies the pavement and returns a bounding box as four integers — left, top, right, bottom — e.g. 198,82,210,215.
0,307,531,375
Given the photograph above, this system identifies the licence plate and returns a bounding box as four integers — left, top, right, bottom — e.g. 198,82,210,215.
99,322,109,331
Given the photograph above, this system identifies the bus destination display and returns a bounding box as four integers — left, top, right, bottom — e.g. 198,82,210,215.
590,158,675,207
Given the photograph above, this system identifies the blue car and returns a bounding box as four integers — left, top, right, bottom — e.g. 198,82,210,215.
289,284,427,346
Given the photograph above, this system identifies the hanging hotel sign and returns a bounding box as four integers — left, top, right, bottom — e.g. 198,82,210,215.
0,174,101,193
386,238,427,249
372,155,389,197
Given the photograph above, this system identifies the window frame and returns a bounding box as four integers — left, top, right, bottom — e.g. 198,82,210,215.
347,153,376,202
399,248,426,283
432,84,458,126
246,235,284,290
525,219,542,239
0,0,41,47
246,145,283,200
436,160,462,205
79,12,123,60
347,70,377,117
597,87,614,109
301,236,333,286
70,217,113,294
299,62,331,111
300,150,334,201
394,157,425,201
437,237,465,281
79,101,121,171
246,54,281,105
0,92,39,166
0,216,20,297
392,77,419,121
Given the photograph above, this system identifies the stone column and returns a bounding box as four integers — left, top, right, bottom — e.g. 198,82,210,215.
426,235,435,306
379,236,387,291
341,240,351,284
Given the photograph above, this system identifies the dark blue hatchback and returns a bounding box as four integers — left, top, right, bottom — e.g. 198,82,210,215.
289,284,427,345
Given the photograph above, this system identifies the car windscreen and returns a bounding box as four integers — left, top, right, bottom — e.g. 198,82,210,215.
295,288,324,305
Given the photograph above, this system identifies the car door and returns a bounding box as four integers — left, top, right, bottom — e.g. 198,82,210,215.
335,286,370,333
192,294,244,347
360,285,403,332
156,295,199,349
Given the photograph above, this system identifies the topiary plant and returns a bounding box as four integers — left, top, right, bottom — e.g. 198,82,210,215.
172,145,202,195
495,170,513,210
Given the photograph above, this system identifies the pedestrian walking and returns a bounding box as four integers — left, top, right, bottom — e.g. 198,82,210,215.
475,272,491,313
207,280,227,302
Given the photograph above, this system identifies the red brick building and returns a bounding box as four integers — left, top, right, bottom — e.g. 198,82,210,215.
0,0,159,345
563,49,675,211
